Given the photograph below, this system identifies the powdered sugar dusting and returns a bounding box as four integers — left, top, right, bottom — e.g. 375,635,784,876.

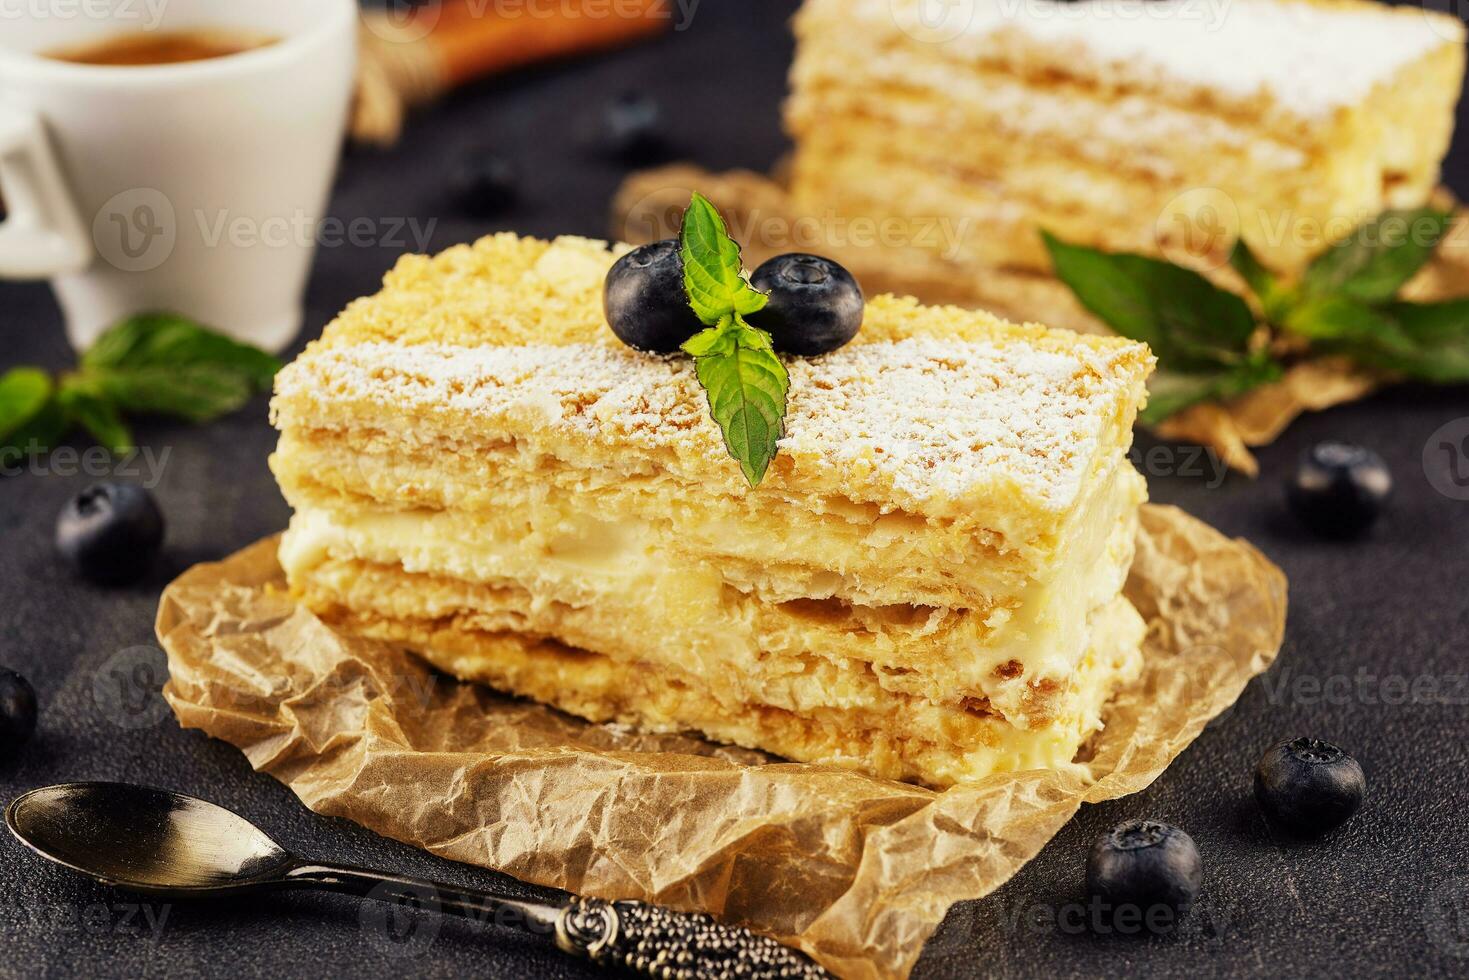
275,335,1145,513
860,0,1459,118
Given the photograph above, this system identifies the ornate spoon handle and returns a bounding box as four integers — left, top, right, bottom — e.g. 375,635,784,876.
555,897,832,979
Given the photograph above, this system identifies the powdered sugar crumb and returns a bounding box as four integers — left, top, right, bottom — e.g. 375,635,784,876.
855,0,1460,118
275,335,1144,512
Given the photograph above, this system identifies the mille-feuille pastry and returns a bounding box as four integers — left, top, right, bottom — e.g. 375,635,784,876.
270,232,1155,787
786,0,1466,279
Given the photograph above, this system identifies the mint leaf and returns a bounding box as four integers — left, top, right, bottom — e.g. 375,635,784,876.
83,313,280,386
1228,239,1294,323
0,367,54,442
676,193,789,485
683,320,788,487
58,379,134,454
1340,299,1469,383
0,369,67,469
1301,208,1451,304
81,364,259,423
1042,231,1256,370
1283,295,1417,351
680,192,768,325
1142,355,1284,426
74,313,280,423
1383,298,1469,346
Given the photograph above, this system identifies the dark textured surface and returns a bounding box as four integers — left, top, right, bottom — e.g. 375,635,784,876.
3,2,1469,977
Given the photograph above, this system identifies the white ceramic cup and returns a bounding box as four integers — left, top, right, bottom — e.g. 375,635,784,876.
0,0,358,353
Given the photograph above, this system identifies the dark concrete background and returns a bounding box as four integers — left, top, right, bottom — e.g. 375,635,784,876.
2,2,1468,977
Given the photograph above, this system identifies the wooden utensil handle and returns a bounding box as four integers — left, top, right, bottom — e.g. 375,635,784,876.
433,0,672,86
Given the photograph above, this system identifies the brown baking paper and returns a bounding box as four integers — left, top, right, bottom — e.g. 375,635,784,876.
158,504,1285,980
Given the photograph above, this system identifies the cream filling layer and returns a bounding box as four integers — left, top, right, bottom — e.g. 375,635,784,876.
341,591,1146,787
272,432,1145,612
278,469,1141,726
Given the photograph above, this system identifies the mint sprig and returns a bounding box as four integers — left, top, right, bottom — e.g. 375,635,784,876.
1043,207,1469,424
678,193,788,486
0,314,280,466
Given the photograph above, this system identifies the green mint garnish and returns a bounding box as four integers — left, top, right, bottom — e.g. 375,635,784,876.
0,314,280,468
1299,208,1451,304
1043,206,1469,425
678,193,789,487
0,367,67,465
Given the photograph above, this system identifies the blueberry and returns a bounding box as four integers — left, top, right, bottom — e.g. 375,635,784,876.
1087,820,1202,919
56,482,165,585
0,669,37,760
1254,737,1365,835
746,254,864,356
1285,441,1391,538
600,92,667,163
604,239,706,353
449,154,518,218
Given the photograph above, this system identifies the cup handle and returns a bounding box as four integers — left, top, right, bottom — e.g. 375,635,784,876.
0,102,93,279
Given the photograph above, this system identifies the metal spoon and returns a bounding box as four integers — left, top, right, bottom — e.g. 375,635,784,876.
7,782,828,979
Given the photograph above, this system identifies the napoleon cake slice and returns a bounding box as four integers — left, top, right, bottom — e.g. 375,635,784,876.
270,233,1154,786
787,0,1465,278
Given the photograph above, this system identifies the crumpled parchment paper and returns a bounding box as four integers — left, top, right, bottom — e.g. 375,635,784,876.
613,165,1469,476
158,504,1286,980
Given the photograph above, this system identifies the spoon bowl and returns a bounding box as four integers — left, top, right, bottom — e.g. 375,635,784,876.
6,782,296,896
